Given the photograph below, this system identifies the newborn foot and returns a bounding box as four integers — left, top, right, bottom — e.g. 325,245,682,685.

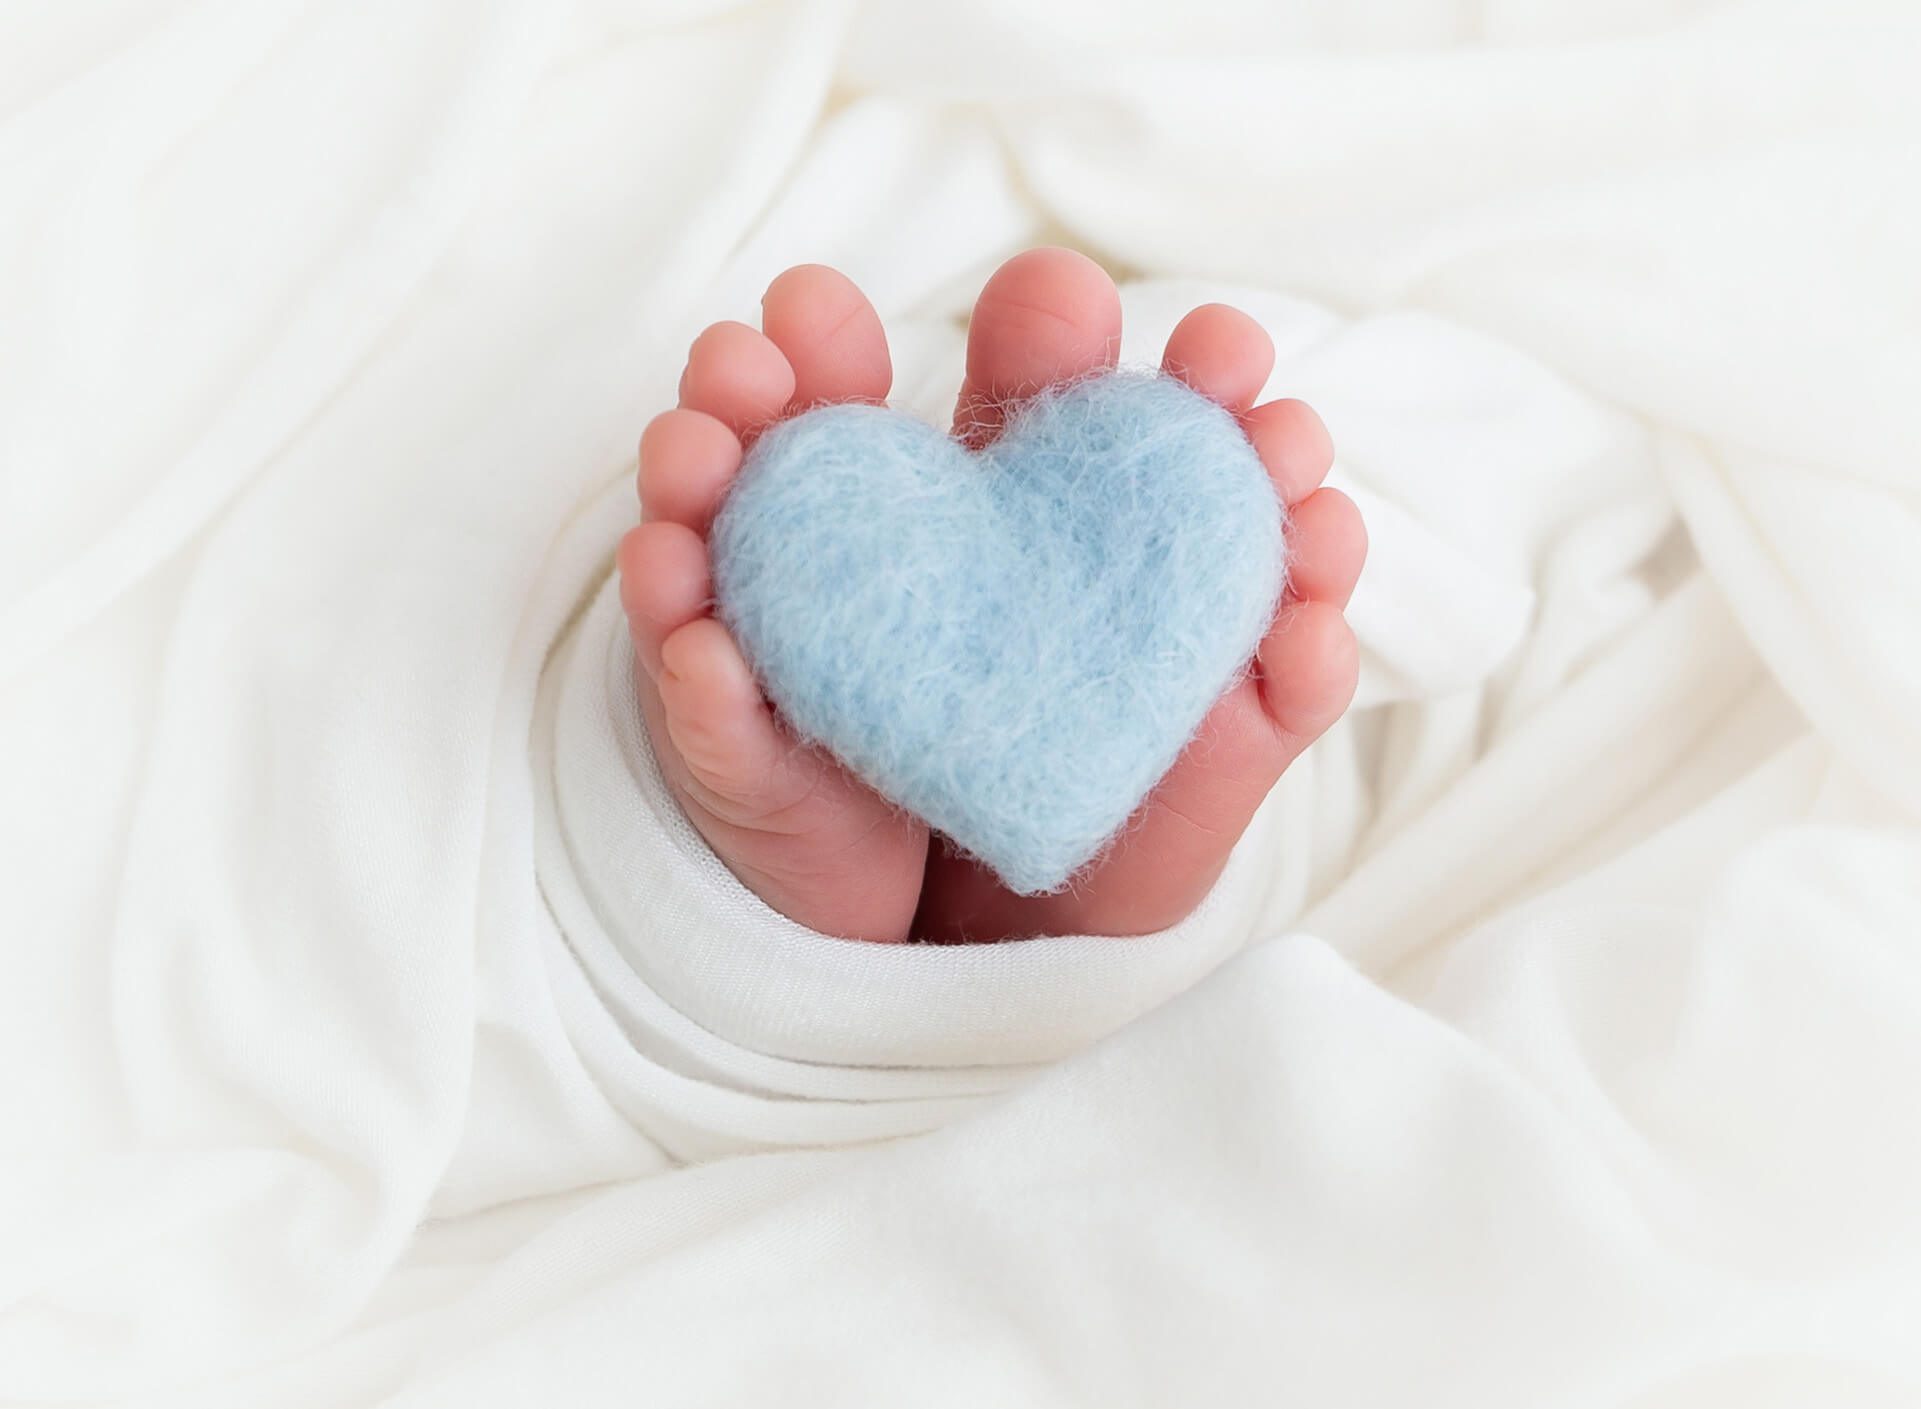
617,267,928,942
915,249,1366,941
620,250,1363,945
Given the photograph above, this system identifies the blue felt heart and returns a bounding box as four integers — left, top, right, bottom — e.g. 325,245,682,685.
710,369,1286,895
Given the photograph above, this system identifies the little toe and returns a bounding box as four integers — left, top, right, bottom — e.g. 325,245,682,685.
954,247,1122,447
1162,304,1274,415
679,320,797,441
1283,488,1367,607
1245,398,1335,505
617,520,712,677
1256,601,1360,750
655,616,787,802
638,408,741,531
760,265,892,410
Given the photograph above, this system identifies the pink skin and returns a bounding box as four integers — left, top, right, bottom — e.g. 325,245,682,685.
618,250,1366,943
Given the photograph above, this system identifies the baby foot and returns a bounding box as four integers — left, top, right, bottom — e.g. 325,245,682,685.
620,251,1363,946
616,267,928,942
915,249,1366,941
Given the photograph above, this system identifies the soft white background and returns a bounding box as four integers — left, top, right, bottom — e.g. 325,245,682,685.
2,1,1919,1405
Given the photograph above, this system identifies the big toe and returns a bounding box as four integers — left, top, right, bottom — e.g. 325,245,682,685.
954,247,1122,446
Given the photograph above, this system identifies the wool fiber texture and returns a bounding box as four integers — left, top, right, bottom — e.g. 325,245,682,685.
710,369,1287,895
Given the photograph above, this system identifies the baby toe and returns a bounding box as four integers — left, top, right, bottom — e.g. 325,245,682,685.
679,320,796,441
760,265,892,410
638,408,741,532
1256,601,1360,748
1162,304,1274,414
1284,488,1367,608
1245,398,1335,505
618,520,712,677
954,247,1121,445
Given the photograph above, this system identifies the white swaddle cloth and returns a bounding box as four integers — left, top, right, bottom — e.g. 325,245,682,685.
3,2,1919,1405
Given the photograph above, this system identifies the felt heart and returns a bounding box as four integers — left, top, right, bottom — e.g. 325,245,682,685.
710,369,1286,895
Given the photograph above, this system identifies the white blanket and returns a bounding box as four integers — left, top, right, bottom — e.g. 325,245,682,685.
4,2,1919,1404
